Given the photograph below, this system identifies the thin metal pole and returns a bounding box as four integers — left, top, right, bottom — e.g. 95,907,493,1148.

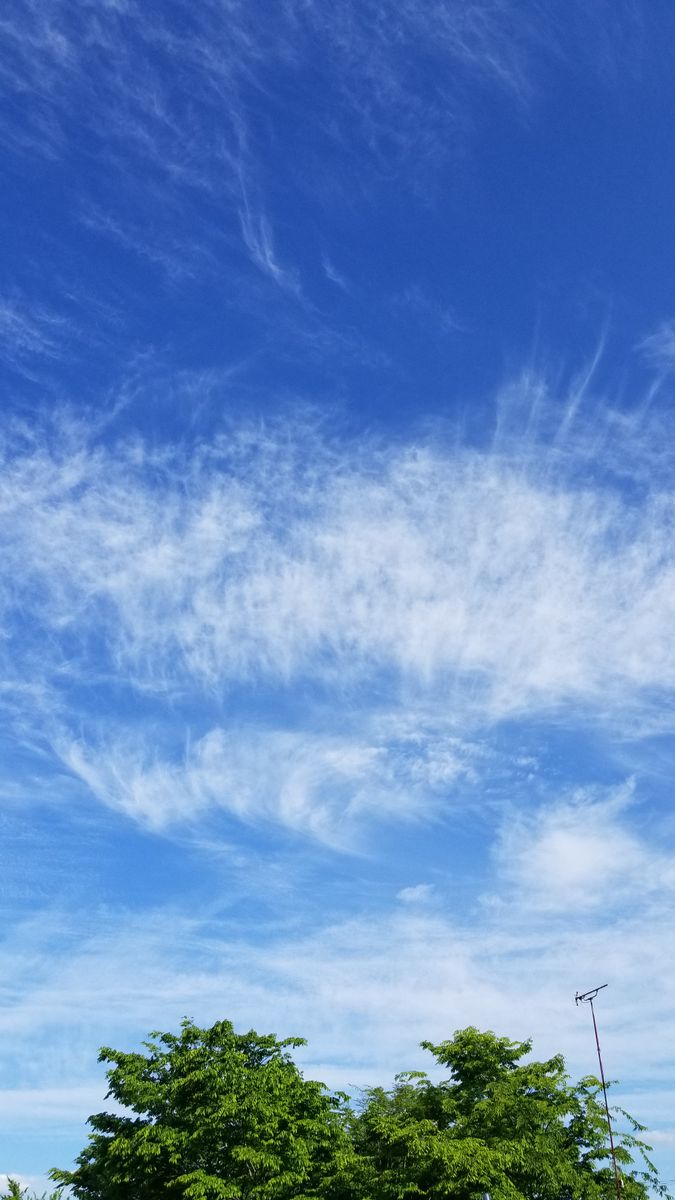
589,996,622,1200
576,986,622,1200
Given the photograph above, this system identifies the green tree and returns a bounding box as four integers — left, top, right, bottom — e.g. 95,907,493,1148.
0,1183,60,1200
51,1021,669,1200
50,1019,354,1200
1,1184,26,1200
350,1027,668,1200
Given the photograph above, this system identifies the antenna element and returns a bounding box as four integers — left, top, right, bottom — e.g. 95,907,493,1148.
575,984,621,1200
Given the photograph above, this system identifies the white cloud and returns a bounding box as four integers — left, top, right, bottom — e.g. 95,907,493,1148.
494,782,675,912
2,393,675,839
239,195,301,294
638,320,675,371
2,733,674,1170
397,883,435,903
3,405,675,710
647,1130,675,1146
0,294,76,381
321,255,349,290
390,285,460,335
0,1085,103,1126
2,890,674,1132
0,0,648,235
53,720,476,846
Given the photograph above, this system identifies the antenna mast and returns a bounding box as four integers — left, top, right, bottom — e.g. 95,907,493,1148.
575,984,622,1200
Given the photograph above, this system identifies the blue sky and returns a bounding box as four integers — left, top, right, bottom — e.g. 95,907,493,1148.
2,0,675,1188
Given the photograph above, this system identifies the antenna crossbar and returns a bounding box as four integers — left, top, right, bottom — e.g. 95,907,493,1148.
575,983,608,1006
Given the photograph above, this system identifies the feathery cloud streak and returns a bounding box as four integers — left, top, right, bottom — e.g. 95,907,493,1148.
0,0,653,294
2,384,675,840
3,401,674,701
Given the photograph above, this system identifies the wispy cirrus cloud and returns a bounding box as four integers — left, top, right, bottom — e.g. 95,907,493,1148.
637,320,675,372
321,256,349,291
0,0,653,280
0,295,72,377
239,195,301,295
390,285,460,336
53,721,476,847
1,377,675,841
3,394,675,707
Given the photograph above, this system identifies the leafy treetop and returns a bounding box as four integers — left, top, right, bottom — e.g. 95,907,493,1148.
48,1020,670,1200
351,1026,668,1200
50,1018,353,1200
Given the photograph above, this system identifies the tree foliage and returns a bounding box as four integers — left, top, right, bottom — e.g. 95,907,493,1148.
50,1020,669,1200
0,1183,59,1200
350,1027,667,1200
50,1019,353,1200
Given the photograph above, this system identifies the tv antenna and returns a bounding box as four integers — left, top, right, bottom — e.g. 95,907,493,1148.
575,984,621,1200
